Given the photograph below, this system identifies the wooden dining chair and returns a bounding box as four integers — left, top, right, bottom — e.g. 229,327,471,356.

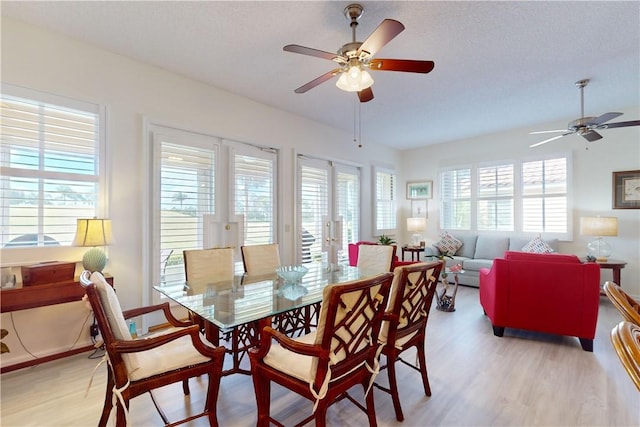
356,244,395,273
374,260,444,421
610,320,640,391
241,243,281,275
603,281,640,325
249,272,394,427
80,271,226,427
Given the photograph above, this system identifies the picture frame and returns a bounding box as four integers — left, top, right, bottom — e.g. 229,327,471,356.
407,180,433,200
411,200,428,218
613,170,640,209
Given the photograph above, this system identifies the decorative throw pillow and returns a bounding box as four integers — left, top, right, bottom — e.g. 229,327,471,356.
521,236,555,254
434,231,463,255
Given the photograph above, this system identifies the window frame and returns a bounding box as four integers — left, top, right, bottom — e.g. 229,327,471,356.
373,165,397,237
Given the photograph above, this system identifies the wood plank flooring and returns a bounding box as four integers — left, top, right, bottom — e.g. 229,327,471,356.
1,286,638,426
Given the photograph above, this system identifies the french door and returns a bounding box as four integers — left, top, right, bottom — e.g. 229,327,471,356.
297,155,360,265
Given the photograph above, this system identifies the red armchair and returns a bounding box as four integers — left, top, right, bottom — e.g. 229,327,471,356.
347,241,416,270
479,251,601,351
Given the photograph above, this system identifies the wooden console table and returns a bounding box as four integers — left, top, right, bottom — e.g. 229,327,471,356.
0,275,113,373
402,246,425,261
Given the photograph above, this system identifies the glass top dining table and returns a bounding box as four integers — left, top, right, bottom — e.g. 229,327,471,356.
153,262,371,332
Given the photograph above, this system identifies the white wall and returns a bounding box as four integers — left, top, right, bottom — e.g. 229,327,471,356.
0,18,402,367
400,108,640,297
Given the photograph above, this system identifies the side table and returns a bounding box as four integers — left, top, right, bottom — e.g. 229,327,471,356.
402,246,425,261
436,268,464,312
595,259,627,285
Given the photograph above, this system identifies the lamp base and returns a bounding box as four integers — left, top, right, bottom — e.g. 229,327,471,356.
587,237,612,262
82,247,107,273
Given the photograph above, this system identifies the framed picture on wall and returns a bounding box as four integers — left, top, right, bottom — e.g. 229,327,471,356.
411,200,428,218
407,180,433,200
613,170,640,209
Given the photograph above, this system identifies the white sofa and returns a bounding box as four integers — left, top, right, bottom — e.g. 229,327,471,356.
423,234,559,287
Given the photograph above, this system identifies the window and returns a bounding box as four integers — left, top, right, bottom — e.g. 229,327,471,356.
477,164,514,231
231,146,277,245
521,157,567,233
0,85,104,247
374,167,396,235
440,167,471,230
439,155,569,237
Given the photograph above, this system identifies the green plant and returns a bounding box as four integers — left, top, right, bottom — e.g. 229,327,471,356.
377,235,396,245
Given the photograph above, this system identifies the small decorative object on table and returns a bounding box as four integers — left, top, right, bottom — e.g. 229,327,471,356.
436,263,464,312
276,265,309,301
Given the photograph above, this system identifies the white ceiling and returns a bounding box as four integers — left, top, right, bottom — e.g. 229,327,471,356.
2,1,639,150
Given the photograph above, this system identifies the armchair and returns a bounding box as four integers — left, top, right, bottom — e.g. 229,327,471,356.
603,281,640,325
479,251,600,351
249,272,393,427
80,271,225,427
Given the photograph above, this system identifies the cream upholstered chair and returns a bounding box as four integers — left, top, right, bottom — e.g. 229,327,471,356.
80,271,225,427
183,247,235,286
604,281,640,325
249,272,394,427
241,243,281,275
374,260,443,421
356,244,395,273
610,321,640,391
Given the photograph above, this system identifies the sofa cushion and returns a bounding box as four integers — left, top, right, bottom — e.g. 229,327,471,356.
433,231,463,255
509,237,558,253
521,236,555,254
455,235,478,258
462,258,494,271
474,236,509,260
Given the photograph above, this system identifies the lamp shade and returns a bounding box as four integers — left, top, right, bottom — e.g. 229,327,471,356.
336,67,374,92
74,218,113,273
580,217,618,237
407,217,427,233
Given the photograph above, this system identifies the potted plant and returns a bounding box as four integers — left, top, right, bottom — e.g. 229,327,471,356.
377,235,396,245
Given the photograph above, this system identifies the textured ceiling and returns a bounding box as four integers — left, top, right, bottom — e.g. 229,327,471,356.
2,1,639,150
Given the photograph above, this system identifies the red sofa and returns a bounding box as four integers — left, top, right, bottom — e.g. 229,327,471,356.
347,241,416,271
479,251,601,351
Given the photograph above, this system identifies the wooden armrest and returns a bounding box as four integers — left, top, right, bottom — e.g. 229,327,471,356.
112,324,220,358
251,326,323,360
122,302,192,327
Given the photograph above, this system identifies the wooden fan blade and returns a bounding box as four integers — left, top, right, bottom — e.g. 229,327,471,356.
358,87,374,103
529,132,573,148
602,120,640,129
590,112,623,126
529,129,569,135
581,130,602,142
284,44,345,63
369,59,435,74
358,19,405,57
293,69,341,94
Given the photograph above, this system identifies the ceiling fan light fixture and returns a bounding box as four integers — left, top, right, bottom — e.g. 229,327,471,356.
336,66,373,92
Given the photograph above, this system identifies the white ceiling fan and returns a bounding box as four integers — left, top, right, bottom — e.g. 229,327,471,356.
529,79,640,148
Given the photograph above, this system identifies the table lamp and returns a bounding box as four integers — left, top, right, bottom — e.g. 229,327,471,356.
407,217,427,247
580,216,617,262
74,218,113,272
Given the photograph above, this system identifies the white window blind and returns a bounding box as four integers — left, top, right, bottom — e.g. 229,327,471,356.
157,137,216,285
0,88,102,247
440,167,471,230
299,162,329,263
336,167,360,255
477,164,514,231
232,149,276,245
375,168,396,234
522,157,567,233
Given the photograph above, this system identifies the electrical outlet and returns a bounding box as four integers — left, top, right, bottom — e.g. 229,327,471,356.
90,324,99,338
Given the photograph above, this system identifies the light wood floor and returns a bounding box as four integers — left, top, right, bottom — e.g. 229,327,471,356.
1,286,638,427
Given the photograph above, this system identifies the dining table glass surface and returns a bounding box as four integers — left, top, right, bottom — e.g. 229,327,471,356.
154,262,373,330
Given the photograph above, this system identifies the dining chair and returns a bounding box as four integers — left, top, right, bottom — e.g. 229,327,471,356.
603,281,640,325
80,270,226,427
356,244,395,273
249,272,394,427
610,320,640,391
241,243,281,275
374,260,444,421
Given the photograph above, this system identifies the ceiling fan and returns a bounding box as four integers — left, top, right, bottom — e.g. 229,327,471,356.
529,79,640,148
283,3,435,103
